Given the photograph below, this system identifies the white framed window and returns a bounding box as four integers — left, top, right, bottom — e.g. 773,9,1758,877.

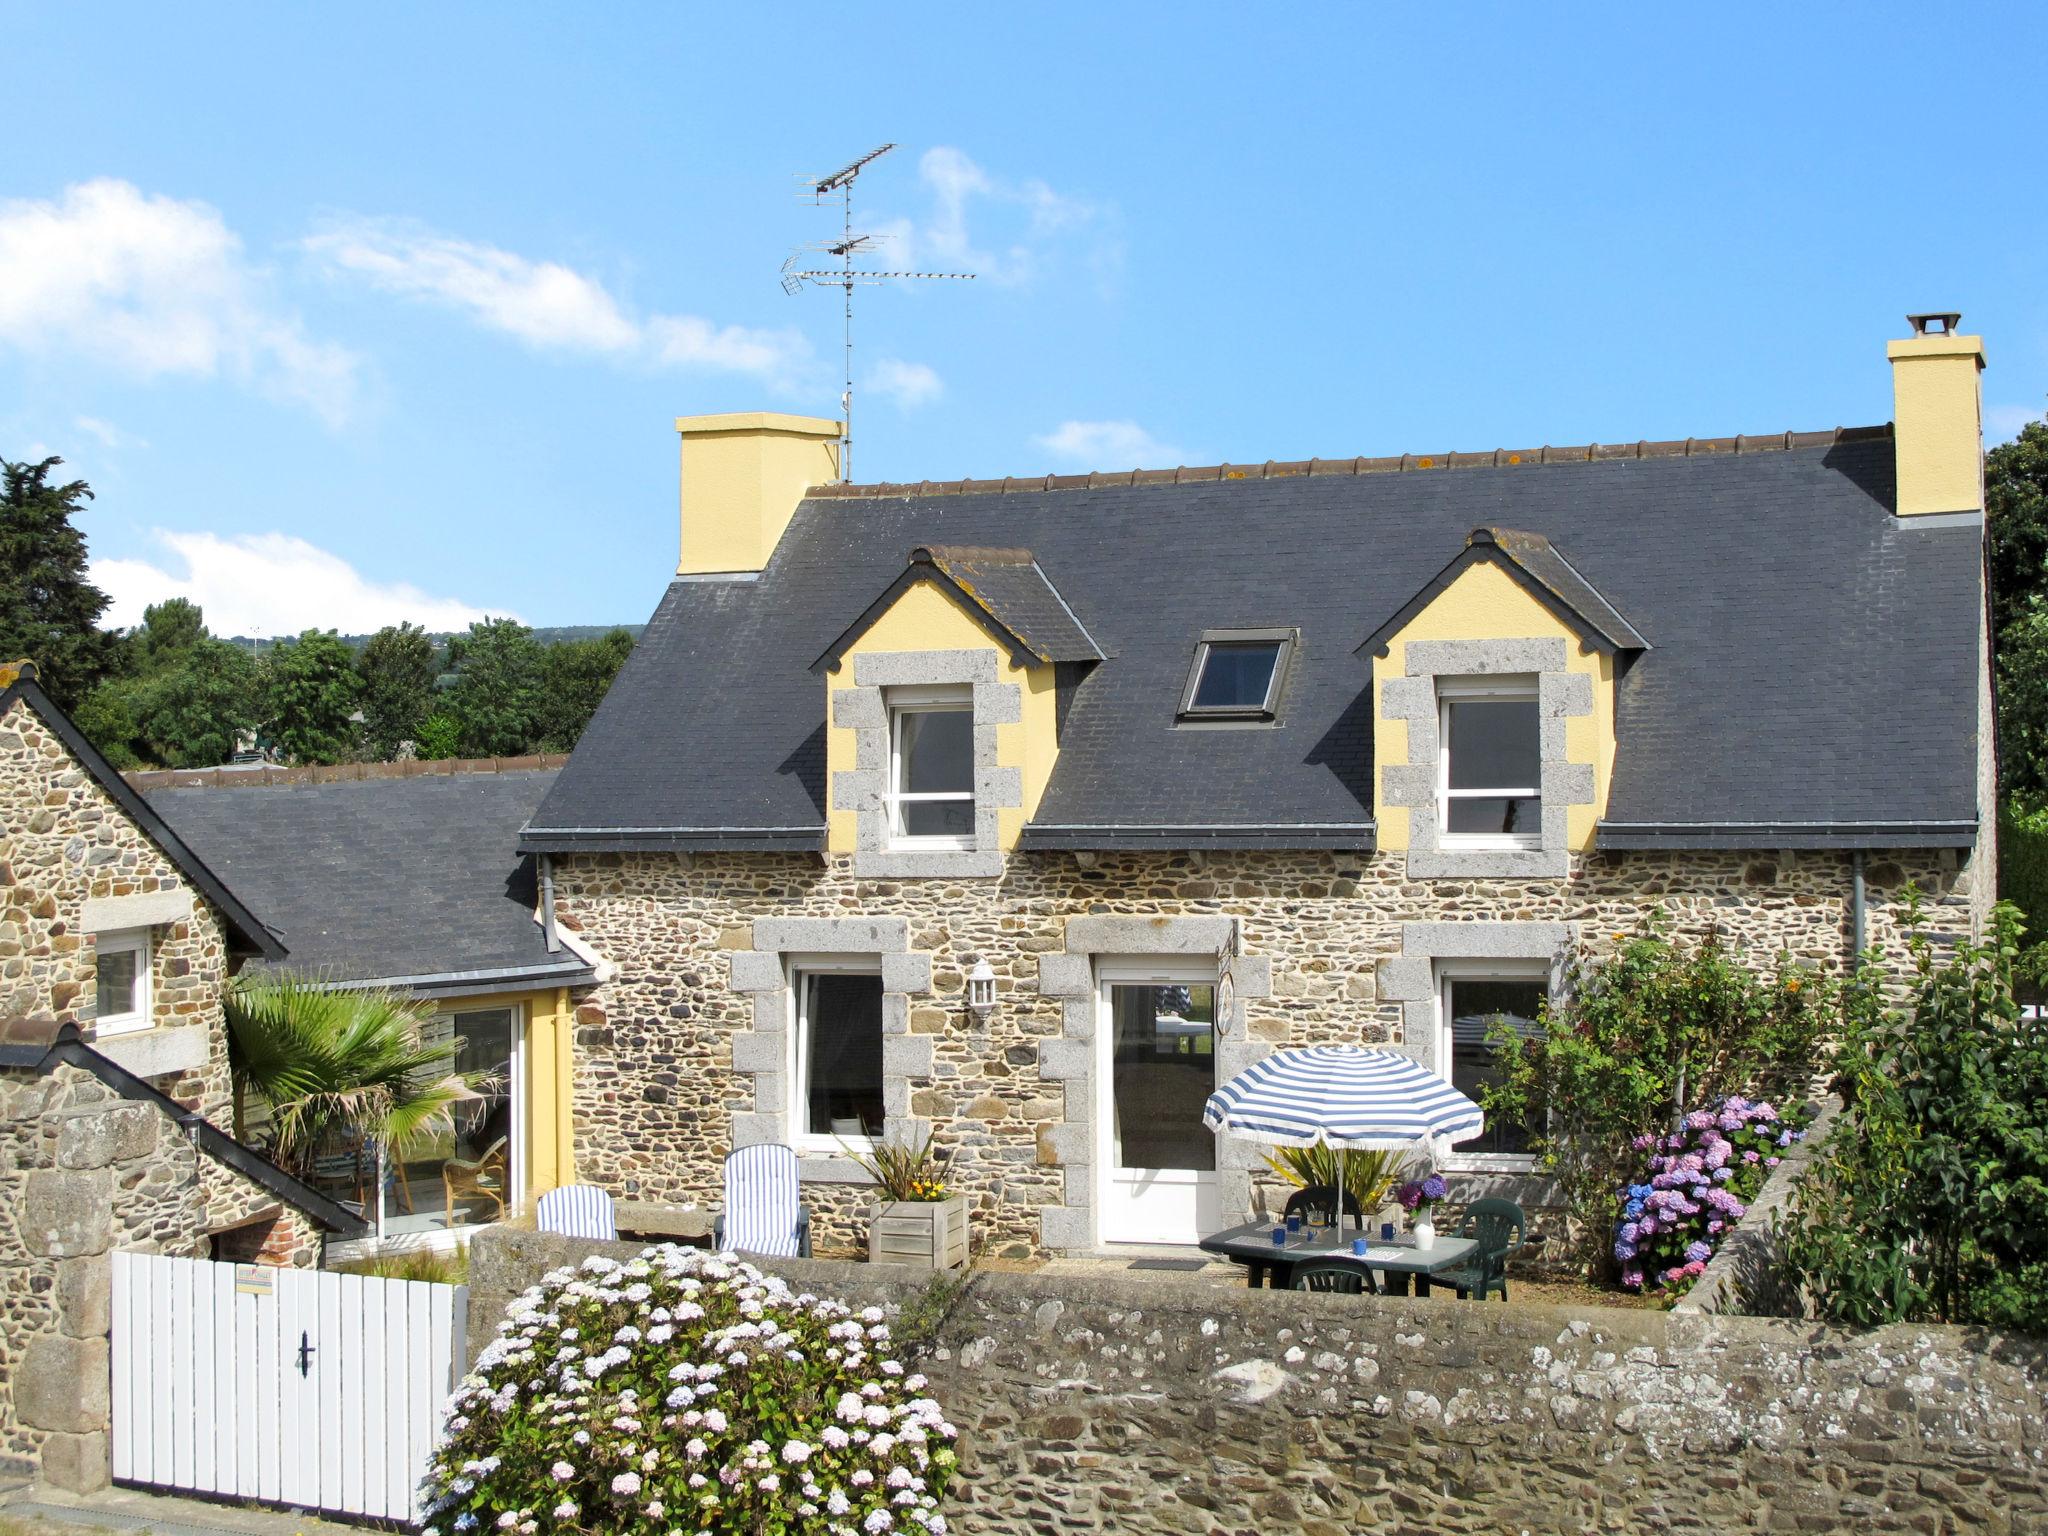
788,957,886,1153
1178,629,1294,722
1435,960,1548,1171
92,929,151,1036
887,685,974,849
1438,676,1541,849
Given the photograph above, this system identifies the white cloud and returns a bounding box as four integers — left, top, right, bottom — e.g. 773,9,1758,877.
305,218,813,386
1989,403,2045,444
867,147,1112,289
0,180,360,425
867,358,944,410
1034,419,1188,469
92,530,504,637
73,416,144,451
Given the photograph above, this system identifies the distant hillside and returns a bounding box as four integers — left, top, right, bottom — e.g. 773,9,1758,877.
220,624,644,651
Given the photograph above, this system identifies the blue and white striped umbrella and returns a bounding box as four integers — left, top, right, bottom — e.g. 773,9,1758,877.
1202,1045,1485,1152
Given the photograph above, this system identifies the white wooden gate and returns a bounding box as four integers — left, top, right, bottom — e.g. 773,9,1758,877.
110,1252,468,1524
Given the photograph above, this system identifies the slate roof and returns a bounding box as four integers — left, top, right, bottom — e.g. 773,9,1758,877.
0,668,283,957
815,545,1106,671
148,768,593,992
526,425,1985,853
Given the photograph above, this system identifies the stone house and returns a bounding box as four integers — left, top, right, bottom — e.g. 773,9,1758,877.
0,662,365,1485
140,758,597,1251
516,317,1997,1262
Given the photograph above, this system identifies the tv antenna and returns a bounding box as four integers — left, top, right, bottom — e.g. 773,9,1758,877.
783,143,974,481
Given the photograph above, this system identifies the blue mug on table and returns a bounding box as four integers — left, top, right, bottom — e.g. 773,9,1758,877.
1285,1212,1303,1238
1352,1236,1369,1257
1380,1221,1396,1242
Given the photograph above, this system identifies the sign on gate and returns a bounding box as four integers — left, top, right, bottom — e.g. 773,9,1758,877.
110,1251,469,1523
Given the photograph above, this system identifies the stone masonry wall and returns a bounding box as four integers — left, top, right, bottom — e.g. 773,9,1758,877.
0,1058,324,1485
469,1230,2048,1535
553,843,1976,1259
0,696,236,1119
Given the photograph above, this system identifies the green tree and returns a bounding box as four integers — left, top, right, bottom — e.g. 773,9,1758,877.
0,457,124,710
357,622,439,759
132,597,209,673
445,617,543,757
72,677,147,770
1781,899,2048,1331
1988,415,2048,648
134,639,259,767
533,627,633,752
262,629,361,764
414,711,462,761
1487,918,1838,1278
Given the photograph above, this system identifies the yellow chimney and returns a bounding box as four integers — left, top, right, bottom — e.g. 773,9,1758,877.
1887,314,1987,517
675,412,841,576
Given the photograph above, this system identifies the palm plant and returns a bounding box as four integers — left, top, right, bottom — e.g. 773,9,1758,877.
224,973,480,1180
1262,1139,1414,1217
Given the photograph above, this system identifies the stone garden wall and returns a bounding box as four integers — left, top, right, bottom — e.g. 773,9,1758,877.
470,1230,2047,1536
552,844,1979,1258
0,1057,322,1487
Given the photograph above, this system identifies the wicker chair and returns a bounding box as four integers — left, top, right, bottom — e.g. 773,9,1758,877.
442,1135,509,1225
1439,1197,1527,1301
1290,1258,1381,1295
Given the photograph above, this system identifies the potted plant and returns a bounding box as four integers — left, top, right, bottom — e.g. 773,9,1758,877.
1396,1172,1450,1248
844,1128,969,1271
1262,1139,1411,1230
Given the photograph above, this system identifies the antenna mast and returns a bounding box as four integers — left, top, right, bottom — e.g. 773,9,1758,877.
783,143,974,481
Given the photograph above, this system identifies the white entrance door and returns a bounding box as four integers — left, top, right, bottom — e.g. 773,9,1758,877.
1097,964,1222,1245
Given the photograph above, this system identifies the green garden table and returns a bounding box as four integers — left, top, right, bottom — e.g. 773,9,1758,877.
1198,1220,1480,1297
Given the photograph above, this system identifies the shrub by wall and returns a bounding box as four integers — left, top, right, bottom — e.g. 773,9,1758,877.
470,1231,2048,1536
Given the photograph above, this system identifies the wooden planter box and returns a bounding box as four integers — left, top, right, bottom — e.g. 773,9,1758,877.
868,1195,970,1271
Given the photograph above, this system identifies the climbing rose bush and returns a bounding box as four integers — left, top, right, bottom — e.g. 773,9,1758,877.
422,1247,958,1536
1613,1096,1805,1293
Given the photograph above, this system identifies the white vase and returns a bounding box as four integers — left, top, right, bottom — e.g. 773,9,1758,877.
1413,1212,1436,1249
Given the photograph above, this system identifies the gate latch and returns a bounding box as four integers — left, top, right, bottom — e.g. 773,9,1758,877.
297,1330,316,1378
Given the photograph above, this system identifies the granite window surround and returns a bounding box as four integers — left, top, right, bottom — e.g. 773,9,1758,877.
1032,914,1275,1254
1380,637,1595,878
725,917,937,1187
832,649,1022,879
1380,918,1571,1205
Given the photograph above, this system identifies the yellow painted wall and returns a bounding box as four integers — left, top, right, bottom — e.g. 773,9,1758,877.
824,578,1057,852
1371,558,1615,851
438,986,575,1205
1887,333,1986,516
676,412,841,575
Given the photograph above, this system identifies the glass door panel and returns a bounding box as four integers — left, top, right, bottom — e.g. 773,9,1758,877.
1101,980,1220,1245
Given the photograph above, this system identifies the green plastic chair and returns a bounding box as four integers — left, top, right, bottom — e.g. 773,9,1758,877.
1440,1198,1527,1302
1290,1259,1381,1295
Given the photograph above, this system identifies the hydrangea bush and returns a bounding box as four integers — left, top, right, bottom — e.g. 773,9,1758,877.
423,1248,958,1536
1613,1095,1804,1292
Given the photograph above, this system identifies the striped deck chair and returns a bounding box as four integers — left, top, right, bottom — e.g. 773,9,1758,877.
714,1144,812,1258
536,1183,617,1241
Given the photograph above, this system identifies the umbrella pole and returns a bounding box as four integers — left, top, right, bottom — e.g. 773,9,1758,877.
1343,1145,1351,1234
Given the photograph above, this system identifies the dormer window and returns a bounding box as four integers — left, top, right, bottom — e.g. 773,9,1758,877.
1179,629,1294,722
1438,677,1541,847
888,686,975,846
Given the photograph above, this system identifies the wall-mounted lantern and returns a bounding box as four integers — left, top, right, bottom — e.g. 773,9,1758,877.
966,959,998,1019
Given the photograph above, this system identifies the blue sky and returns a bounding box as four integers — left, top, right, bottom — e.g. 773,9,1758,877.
5,2,2046,633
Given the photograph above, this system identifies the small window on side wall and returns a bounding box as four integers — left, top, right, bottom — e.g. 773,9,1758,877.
887,686,975,847
1438,676,1541,847
1179,629,1295,722
93,929,151,1036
